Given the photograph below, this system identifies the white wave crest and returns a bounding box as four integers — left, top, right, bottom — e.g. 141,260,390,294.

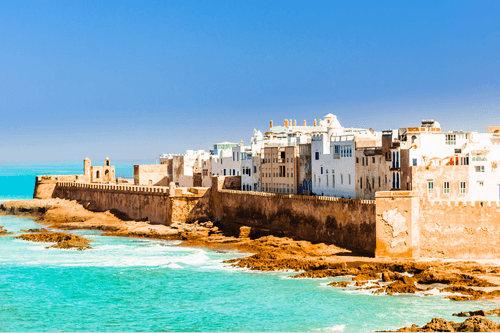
313,324,345,332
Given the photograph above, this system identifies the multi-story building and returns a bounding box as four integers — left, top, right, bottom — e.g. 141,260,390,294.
158,150,210,187
310,115,379,198
252,154,261,192
298,143,312,195
241,150,253,191
260,146,299,194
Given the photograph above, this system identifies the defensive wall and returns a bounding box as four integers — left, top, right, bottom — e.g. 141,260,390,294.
33,176,500,259
214,189,376,253
376,191,500,260
52,182,211,225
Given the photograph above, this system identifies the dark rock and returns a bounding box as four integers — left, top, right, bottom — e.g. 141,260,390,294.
456,316,499,332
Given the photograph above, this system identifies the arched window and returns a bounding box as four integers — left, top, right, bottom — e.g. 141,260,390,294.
105,170,109,178
96,171,100,178
411,135,417,144
106,160,110,166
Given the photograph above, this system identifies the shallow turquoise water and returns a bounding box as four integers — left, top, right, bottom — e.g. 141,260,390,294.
1,162,500,331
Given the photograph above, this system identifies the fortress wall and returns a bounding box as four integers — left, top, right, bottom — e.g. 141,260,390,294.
214,189,376,253
418,200,500,259
375,190,500,259
53,183,173,224
34,175,84,199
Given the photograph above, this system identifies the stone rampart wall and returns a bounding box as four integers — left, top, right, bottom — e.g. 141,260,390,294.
214,189,376,253
418,200,500,259
376,190,500,259
52,182,210,224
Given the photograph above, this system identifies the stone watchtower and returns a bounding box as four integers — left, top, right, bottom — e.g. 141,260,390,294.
83,158,91,182
105,157,110,167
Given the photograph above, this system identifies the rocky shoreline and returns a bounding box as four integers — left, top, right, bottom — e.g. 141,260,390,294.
3,199,500,331
383,308,500,332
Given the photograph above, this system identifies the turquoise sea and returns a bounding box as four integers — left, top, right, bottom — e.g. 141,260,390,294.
1,161,500,332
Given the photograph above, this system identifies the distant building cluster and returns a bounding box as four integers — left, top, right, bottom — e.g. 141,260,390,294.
134,114,500,202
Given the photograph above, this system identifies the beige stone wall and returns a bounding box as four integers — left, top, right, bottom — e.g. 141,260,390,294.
375,191,420,259
134,164,169,186
214,188,376,253
375,190,500,259
51,182,210,224
419,200,500,259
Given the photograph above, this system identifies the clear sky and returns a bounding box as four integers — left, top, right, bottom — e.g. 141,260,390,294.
1,0,500,162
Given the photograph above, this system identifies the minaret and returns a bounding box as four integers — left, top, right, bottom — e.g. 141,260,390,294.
314,119,317,126
270,120,273,129
303,120,306,126
293,120,296,126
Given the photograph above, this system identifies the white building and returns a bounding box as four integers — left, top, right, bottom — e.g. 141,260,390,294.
310,114,379,198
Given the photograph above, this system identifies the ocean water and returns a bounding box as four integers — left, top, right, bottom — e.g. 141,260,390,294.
1,162,500,332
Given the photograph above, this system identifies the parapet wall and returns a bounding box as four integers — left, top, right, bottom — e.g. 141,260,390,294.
214,189,376,253
419,200,500,259
52,182,210,224
375,191,500,259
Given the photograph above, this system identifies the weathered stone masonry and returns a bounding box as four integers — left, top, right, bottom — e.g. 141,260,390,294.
34,176,500,259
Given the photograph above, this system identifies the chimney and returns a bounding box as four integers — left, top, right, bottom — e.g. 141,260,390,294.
293,120,297,126
270,120,273,128
303,120,306,126
314,119,317,126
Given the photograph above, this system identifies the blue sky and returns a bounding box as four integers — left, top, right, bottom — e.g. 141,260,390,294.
1,0,499,162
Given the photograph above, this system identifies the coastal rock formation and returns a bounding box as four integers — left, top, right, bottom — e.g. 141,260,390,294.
3,198,500,302
15,232,92,250
0,226,12,236
386,316,500,332
454,309,500,317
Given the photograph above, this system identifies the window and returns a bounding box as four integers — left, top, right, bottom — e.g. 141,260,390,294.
392,173,401,189
378,177,381,187
445,134,456,145
362,158,365,166
321,167,323,174
315,152,319,160
224,169,226,176
372,178,375,189
385,175,387,184
233,169,236,175
475,166,485,172
254,166,257,173
427,180,434,194
478,181,484,186
460,182,466,194
356,157,359,163
326,175,329,187
360,177,362,189
341,174,343,185
443,182,450,194
412,159,417,166
372,157,375,163
349,174,351,185
332,175,335,188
